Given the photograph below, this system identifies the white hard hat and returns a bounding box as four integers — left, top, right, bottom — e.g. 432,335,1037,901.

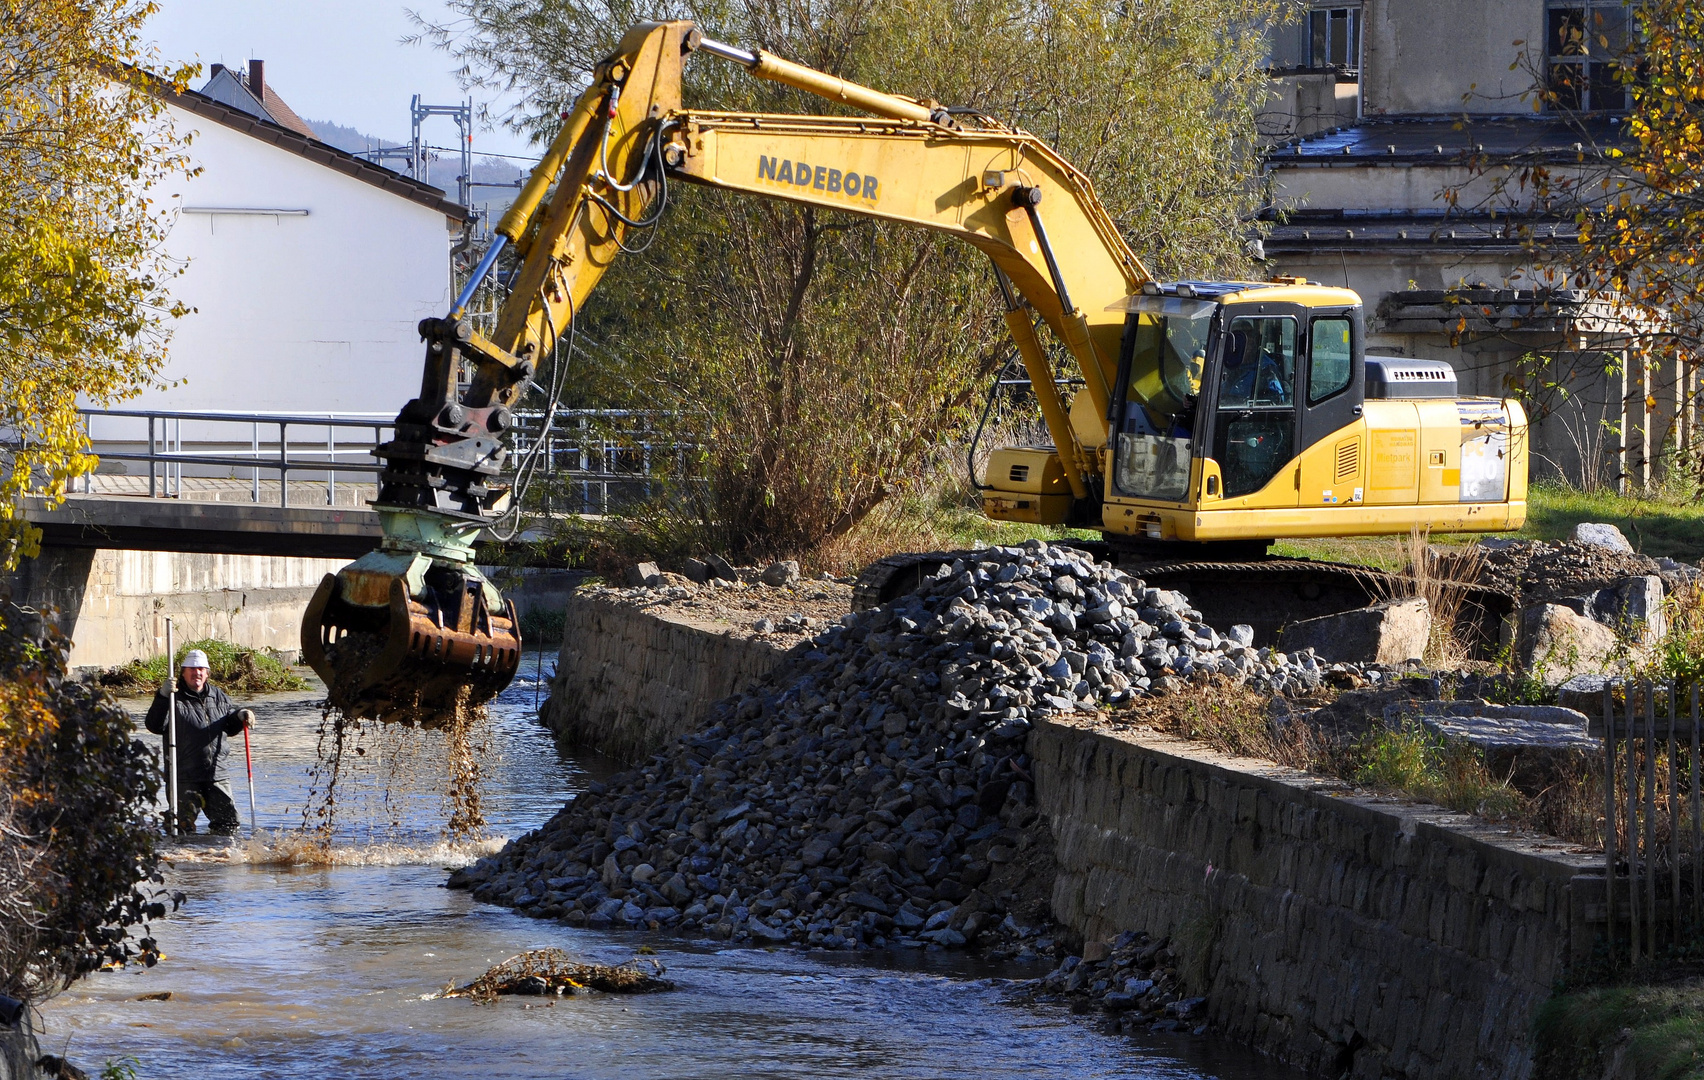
181,649,210,670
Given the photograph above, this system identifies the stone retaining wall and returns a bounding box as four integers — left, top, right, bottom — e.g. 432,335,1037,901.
541,596,785,762
0,1013,41,1080
1032,716,1597,1080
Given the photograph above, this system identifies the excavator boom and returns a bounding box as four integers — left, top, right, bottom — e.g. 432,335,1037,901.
302,19,1528,717
302,20,1145,719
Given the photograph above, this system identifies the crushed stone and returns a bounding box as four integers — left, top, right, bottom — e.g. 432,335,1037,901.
449,540,1385,957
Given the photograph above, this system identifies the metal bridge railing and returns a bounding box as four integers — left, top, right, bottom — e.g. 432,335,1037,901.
78,406,700,515
80,408,394,508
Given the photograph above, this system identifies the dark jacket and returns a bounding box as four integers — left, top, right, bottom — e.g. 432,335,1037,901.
144,679,243,783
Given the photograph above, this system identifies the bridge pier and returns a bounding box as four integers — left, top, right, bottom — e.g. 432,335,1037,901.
9,545,351,670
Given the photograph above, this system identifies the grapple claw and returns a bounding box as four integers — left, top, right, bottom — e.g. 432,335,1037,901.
302,551,521,726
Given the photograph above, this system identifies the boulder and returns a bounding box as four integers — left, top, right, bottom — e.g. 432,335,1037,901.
1571,522,1634,554
681,558,710,584
1592,575,1666,643
760,560,801,587
1519,603,1621,685
704,553,739,581
624,561,663,587
1414,701,1599,794
1280,597,1430,665
1557,673,1613,718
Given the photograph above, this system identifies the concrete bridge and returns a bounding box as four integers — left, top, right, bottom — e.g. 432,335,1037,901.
24,491,381,560
6,407,620,669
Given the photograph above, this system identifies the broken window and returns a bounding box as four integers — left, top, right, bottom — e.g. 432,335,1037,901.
1547,0,1631,111
1309,5,1361,69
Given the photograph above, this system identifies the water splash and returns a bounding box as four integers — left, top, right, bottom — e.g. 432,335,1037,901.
161,829,506,868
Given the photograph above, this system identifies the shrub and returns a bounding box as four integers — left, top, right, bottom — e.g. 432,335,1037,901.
102,638,306,695
0,602,171,1001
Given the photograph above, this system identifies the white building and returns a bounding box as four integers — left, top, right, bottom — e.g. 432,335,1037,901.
145,62,467,413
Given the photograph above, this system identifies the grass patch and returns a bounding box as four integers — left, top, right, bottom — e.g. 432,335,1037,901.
1535,979,1704,1080
101,639,307,695
1115,683,1531,820
1523,482,1704,561
1353,721,1528,817
812,490,1100,575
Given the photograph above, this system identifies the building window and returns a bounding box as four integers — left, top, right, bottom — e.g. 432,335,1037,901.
1309,5,1361,70
1548,0,1631,111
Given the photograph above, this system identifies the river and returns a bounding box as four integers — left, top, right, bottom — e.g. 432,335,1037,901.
39,655,1296,1079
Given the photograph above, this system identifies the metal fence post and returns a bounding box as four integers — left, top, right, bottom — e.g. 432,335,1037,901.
279,420,290,509
1646,680,1658,953
1670,682,1681,944
328,424,336,506
148,415,156,498
1604,682,1617,957
252,421,260,503
1693,682,1701,931
1627,675,1641,963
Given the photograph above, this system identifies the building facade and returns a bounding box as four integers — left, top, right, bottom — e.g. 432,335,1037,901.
1260,0,1675,490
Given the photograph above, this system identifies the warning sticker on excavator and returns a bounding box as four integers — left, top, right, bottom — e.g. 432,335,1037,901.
757,155,880,205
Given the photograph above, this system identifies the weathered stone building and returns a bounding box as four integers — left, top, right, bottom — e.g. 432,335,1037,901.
1259,0,1688,490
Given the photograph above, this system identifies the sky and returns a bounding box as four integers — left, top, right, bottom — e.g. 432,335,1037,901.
141,0,539,160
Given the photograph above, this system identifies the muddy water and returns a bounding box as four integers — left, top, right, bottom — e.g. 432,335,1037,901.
40,656,1296,1079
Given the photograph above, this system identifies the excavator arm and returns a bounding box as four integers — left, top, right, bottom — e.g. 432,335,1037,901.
303,19,1152,722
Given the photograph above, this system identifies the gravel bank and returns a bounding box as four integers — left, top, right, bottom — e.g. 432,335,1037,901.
451,539,1383,956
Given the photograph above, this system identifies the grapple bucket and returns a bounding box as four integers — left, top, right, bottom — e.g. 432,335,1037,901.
302,554,521,726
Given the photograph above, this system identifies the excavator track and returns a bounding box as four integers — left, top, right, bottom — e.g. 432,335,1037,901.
852,547,1513,655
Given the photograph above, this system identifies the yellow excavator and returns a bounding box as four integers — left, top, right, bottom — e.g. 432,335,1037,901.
302,20,1528,720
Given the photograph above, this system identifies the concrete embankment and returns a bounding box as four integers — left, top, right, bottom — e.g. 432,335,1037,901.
6,546,585,670
537,569,1600,1080
1033,715,1595,1079
540,593,787,762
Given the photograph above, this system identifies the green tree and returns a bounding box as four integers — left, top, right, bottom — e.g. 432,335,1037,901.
425,0,1280,560
0,0,195,562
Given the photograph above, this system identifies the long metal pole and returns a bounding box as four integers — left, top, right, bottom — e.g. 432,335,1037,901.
243,725,258,837
164,618,178,838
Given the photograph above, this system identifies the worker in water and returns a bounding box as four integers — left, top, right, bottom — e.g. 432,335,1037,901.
144,649,255,836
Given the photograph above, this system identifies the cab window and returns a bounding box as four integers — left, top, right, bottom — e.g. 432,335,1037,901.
1217,317,1296,408
1308,317,1353,404
1212,316,1296,498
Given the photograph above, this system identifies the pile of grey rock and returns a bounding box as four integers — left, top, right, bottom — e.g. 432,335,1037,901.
1008,931,1208,1036
450,539,1372,950
1492,522,1698,685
